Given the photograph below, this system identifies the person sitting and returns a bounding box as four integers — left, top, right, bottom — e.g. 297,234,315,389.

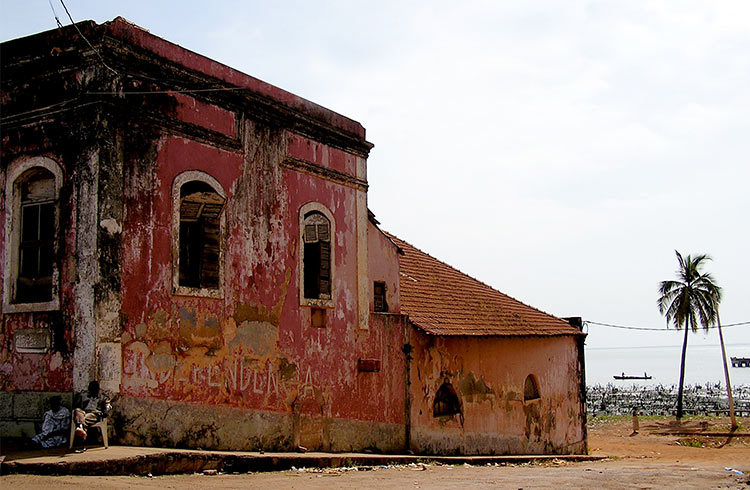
31,395,70,448
73,380,111,442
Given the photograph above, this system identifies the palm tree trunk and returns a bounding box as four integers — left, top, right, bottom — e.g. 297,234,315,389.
676,321,689,420
716,312,737,429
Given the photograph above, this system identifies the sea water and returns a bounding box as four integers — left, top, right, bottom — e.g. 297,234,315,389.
585,343,750,387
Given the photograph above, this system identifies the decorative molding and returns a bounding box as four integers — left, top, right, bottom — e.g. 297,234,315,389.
281,157,368,192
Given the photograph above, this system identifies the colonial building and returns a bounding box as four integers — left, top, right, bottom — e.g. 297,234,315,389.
0,18,586,454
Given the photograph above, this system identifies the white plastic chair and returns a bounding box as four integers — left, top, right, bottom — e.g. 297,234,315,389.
69,416,108,449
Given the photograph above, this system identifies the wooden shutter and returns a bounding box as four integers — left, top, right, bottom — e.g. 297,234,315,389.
318,241,331,296
179,190,224,289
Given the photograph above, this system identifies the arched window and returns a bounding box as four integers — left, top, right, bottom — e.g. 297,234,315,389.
524,374,541,401
303,211,331,299
299,203,335,307
3,157,63,312
433,382,461,417
172,171,225,297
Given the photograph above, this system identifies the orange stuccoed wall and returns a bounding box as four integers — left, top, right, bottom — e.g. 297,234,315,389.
407,331,587,455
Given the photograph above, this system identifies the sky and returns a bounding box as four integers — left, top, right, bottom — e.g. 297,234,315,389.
2,1,749,353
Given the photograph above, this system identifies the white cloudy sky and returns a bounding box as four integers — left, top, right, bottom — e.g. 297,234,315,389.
2,1,749,351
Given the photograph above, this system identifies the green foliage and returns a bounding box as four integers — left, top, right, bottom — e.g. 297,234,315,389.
657,251,722,332
678,438,704,448
657,251,722,419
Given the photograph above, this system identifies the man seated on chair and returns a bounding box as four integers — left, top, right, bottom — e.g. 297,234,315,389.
31,395,70,448
73,380,111,442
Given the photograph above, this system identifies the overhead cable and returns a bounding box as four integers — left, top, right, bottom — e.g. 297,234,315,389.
58,0,118,75
585,320,750,332
48,0,64,28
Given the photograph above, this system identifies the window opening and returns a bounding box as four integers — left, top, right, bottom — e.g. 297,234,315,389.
302,211,331,300
373,281,388,312
524,374,541,401
15,169,56,303
178,181,224,289
433,382,461,417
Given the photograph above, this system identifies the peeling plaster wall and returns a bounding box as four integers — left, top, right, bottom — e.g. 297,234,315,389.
2,21,584,455
1,138,86,398
367,221,401,313
408,329,586,455
2,21,407,448
0,53,120,432
114,92,407,450
72,149,99,391
113,315,407,452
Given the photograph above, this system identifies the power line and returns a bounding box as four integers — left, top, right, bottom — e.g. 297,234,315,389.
58,0,118,76
585,320,750,332
48,0,63,28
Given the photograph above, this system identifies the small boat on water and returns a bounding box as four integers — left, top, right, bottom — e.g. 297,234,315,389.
613,372,652,380
731,357,750,368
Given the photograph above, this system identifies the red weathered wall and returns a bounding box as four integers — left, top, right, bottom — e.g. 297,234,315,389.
0,154,76,394
116,103,406,450
368,222,401,313
104,17,366,139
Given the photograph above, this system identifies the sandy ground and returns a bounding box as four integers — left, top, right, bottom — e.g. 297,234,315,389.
3,416,749,489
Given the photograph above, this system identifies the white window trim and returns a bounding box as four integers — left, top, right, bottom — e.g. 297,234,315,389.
3,156,63,313
299,202,335,308
171,170,226,298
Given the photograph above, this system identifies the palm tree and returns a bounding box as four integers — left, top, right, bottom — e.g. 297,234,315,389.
657,251,721,420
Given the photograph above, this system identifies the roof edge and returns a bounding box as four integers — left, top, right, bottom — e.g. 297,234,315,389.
408,319,586,338
103,17,367,141
389,232,575,324
2,18,370,145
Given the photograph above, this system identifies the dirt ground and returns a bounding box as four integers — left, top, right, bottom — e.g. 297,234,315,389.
3,416,750,489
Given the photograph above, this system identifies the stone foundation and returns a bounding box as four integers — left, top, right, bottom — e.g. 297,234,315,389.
114,396,405,452
0,391,73,439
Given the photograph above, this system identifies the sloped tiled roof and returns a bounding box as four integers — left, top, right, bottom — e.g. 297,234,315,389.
389,234,583,337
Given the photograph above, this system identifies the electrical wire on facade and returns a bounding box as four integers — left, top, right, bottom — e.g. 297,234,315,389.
58,0,119,75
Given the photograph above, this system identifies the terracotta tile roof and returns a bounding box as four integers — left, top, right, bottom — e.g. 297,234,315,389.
388,234,583,337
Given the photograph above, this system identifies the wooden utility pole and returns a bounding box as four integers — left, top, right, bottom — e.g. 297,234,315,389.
717,312,737,429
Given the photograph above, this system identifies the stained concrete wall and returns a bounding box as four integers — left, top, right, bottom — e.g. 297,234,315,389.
111,92,408,449
2,19,395,448
115,315,407,452
407,330,587,455
0,51,120,429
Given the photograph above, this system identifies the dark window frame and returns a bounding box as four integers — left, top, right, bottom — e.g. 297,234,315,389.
433,382,462,417
16,199,55,303
7,165,60,308
172,172,226,298
302,211,332,301
178,184,225,290
373,281,388,312
524,374,541,401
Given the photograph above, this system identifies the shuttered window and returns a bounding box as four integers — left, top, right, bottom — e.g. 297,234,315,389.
374,281,387,312
303,211,331,300
178,183,225,289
